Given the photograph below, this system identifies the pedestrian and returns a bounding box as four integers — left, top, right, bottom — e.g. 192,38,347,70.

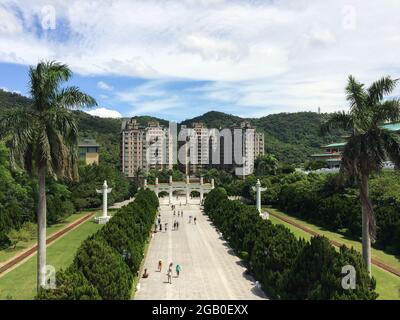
143,268,149,278
165,223,168,232
167,266,172,284
159,223,162,231
175,264,181,277
158,217,161,225
173,211,176,216
176,221,179,230
189,215,192,224
194,217,197,225
158,259,163,272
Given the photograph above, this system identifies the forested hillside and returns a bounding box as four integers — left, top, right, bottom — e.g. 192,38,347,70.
182,111,342,163
0,89,342,165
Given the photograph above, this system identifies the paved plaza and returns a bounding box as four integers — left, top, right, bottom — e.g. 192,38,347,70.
135,197,267,300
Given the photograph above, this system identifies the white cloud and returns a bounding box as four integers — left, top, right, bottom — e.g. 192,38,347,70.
86,107,122,118
0,1,400,116
97,81,114,91
0,86,21,94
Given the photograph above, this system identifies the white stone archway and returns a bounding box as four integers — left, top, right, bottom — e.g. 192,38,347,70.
144,176,214,205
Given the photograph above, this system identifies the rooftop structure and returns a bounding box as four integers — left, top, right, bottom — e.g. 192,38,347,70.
78,139,100,165
311,122,400,169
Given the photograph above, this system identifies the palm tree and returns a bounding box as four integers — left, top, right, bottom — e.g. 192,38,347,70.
0,61,96,291
255,154,279,176
321,75,400,274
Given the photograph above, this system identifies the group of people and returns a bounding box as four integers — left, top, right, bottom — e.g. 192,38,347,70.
157,260,181,284
142,260,182,285
188,215,197,224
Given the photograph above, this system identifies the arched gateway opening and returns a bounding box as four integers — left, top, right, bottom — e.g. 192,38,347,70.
144,176,215,205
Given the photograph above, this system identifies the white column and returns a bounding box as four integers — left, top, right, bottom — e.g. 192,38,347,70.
256,179,261,214
200,176,204,204
169,176,173,204
253,179,267,218
211,178,215,189
96,180,112,219
186,176,189,205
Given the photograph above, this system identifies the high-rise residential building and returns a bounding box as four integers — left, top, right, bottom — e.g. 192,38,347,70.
121,118,264,177
178,121,264,176
121,119,172,178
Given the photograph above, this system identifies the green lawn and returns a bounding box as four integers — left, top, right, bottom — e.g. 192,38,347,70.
0,212,91,264
0,219,103,300
267,207,400,300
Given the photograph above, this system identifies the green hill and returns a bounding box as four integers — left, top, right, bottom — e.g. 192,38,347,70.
182,111,341,163
180,111,243,129
1,89,341,164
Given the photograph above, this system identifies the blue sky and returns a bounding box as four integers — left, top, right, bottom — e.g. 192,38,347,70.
0,0,400,121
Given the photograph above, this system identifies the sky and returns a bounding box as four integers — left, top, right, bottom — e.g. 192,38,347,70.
0,0,400,121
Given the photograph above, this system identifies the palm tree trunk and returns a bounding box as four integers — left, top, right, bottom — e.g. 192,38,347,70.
360,174,372,276
37,164,47,291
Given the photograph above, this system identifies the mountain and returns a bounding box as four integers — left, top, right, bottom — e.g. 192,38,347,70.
1,89,340,165
182,111,341,163
180,111,244,129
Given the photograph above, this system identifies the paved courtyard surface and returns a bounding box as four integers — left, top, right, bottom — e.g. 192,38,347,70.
135,197,267,300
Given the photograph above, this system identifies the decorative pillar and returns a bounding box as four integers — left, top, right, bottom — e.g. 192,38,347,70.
169,176,173,204
200,176,204,204
186,176,189,205
96,180,112,224
252,179,268,218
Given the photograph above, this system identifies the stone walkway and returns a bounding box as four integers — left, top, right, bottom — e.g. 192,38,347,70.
135,197,267,300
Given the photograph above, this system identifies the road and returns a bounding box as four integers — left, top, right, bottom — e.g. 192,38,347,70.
135,197,267,300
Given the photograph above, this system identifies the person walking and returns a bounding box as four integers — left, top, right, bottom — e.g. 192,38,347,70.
158,259,163,272
159,223,162,231
175,264,181,277
165,222,168,232
194,217,197,225
167,263,173,284
176,221,179,230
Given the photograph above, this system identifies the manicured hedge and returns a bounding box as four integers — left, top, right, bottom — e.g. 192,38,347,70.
204,188,378,300
37,188,159,300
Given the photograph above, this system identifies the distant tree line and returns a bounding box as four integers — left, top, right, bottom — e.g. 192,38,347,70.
37,189,159,300
204,188,377,300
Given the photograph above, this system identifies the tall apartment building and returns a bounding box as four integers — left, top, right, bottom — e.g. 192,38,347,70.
121,119,172,178
121,118,264,177
178,121,264,176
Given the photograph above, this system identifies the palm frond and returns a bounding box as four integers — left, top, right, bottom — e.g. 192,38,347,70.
54,86,97,110
372,99,400,124
320,111,353,135
29,61,73,112
367,76,398,105
346,75,367,111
